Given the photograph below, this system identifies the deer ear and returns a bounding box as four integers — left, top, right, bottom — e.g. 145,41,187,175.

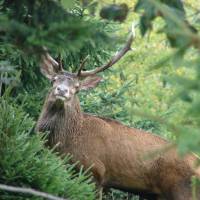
80,76,102,90
40,54,60,80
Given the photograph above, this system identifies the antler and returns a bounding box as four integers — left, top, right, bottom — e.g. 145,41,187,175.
40,23,136,78
77,55,90,76
57,53,64,72
41,47,64,73
77,23,136,78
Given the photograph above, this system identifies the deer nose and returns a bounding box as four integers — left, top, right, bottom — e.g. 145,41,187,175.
56,86,69,95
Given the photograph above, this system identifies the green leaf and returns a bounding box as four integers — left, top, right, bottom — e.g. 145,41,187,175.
60,0,76,10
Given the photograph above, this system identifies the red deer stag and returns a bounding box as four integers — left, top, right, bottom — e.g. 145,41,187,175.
36,26,200,200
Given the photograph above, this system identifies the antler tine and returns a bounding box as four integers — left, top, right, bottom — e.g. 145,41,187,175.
41,47,59,67
77,55,90,76
57,53,64,72
78,22,136,77
41,46,65,74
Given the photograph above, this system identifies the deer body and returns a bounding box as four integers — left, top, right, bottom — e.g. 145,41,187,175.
36,92,199,200
37,27,200,199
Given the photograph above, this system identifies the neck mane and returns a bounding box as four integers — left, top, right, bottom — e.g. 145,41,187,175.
36,95,82,149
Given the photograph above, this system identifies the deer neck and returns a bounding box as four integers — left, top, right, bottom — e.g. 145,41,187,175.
37,95,82,148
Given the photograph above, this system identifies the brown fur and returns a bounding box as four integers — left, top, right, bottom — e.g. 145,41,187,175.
36,92,200,200
37,94,200,200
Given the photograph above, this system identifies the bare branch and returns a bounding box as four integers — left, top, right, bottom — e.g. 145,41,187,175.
0,184,69,200
78,23,136,77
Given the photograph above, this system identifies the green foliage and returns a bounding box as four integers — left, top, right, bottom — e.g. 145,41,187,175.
80,76,134,121
0,60,18,88
1,0,88,52
133,0,200,155
0,94,96,200
1,0,200,199
103,189,139,200
135,0,197,48
0,0,118,90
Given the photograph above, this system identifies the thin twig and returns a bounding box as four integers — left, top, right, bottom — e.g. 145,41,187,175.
0,184,69,200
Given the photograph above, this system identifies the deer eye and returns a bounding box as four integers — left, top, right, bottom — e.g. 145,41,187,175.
51,76,58,84
71,88,76,94
75,82,80,88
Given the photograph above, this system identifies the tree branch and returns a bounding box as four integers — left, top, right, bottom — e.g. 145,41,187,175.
0,184,69,200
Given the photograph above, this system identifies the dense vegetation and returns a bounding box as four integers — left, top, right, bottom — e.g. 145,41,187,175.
0,0,200,199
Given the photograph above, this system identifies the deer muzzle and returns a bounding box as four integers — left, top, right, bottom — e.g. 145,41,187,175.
55,85,71,101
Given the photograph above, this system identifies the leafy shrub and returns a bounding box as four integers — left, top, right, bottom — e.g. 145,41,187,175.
0,95,96,200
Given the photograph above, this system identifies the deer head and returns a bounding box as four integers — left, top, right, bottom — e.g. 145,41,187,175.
40,24,135,106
